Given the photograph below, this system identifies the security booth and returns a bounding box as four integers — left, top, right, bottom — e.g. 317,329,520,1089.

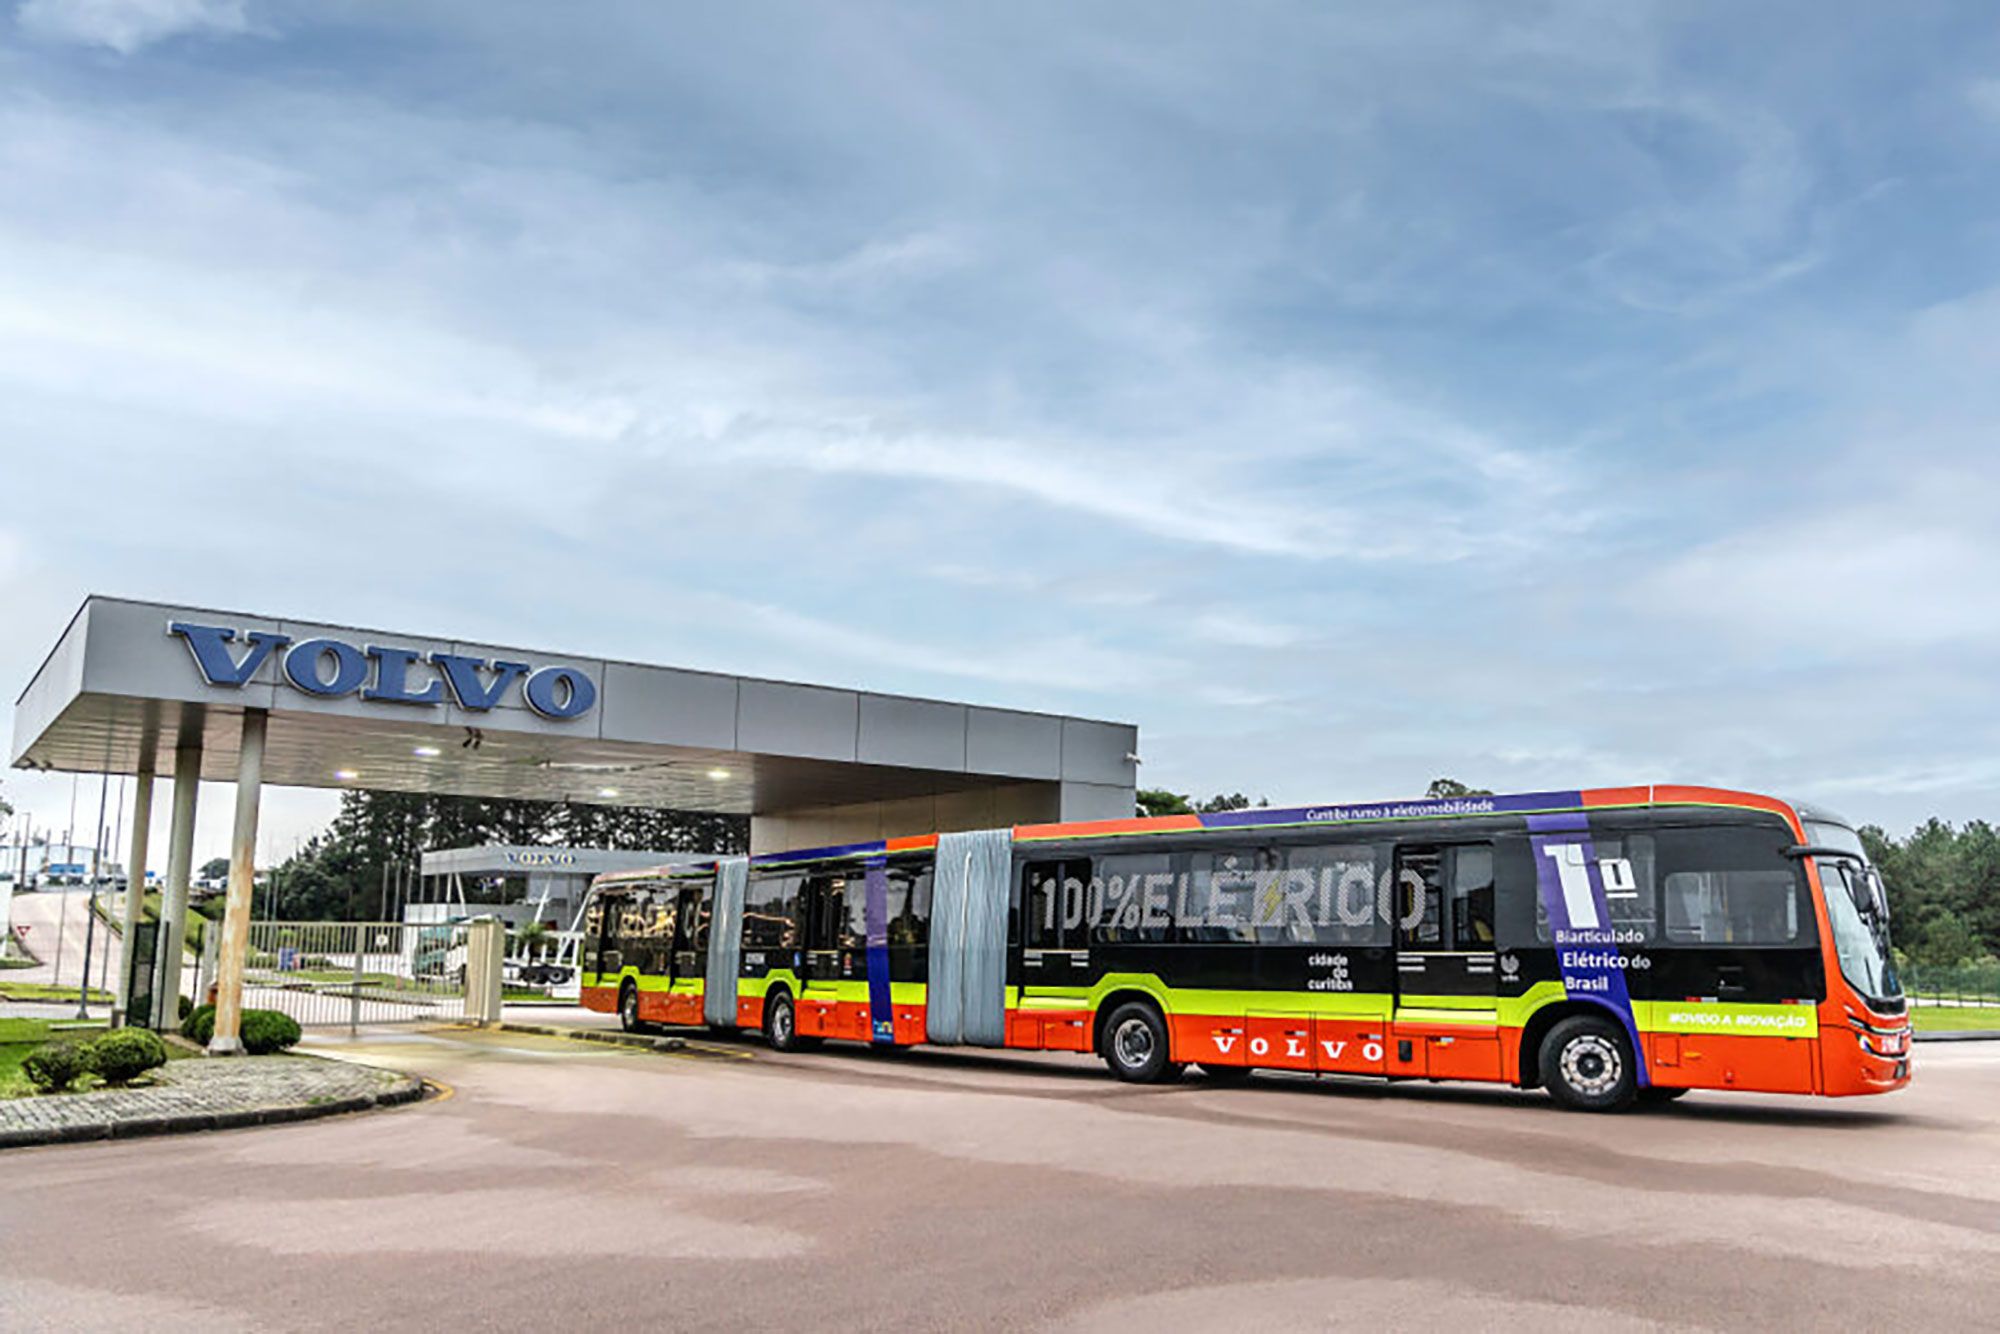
11,596,1138,1045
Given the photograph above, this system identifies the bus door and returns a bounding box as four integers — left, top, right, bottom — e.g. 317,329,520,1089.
583,892,621,983
1392,843,1503,1080
1017,859,1093,1051
667,883,707,1025
798,871,853,1038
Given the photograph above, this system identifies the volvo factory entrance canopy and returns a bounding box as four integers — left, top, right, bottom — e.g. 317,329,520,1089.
12,596,1137,1046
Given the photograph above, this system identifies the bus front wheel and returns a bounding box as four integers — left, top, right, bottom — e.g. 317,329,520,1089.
618,981,642,1033
1539,1015,1636,1112
1102,1001,1182,1084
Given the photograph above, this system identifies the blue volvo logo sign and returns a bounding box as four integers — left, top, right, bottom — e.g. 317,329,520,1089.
166,621,597,720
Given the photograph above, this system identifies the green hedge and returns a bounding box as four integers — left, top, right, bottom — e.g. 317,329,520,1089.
22,1041,92,1093
179,1003,300,1053
89,1028,168,1085
241,1009,302,1054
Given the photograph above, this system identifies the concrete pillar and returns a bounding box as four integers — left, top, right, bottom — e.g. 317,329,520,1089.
114,764,155,1026
209,709,267,1055
463,917,504,1026
153,738,202,1027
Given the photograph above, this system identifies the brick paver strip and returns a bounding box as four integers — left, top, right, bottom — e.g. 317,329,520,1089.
0,1054,422,1149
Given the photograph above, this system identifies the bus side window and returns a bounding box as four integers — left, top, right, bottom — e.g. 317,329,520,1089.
1531,833,1656,943
840,873,868,952
885,860,931,949
1182,848,1268,943
1655,825,1803,946
1449,844,1496,947
1092,851,1177,945
1023,860,1071,949
744,872,802,951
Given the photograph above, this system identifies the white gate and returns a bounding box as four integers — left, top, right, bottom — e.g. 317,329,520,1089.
242,921,471,1029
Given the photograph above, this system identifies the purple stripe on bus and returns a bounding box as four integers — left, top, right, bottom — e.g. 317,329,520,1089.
864,856,894,1044
1527,810,1649,1088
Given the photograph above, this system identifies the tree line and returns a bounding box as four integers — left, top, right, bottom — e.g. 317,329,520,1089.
1860,820,2000,970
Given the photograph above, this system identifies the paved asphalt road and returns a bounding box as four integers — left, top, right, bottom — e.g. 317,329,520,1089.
3,1025,1997,1332
5,890,121,995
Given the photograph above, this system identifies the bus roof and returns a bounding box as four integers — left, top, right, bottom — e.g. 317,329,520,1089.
586,785,1806,888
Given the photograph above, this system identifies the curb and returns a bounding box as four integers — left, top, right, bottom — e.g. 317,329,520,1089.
1913,1029,2000,1043
0,1072,425,1151
494,1021,688,1053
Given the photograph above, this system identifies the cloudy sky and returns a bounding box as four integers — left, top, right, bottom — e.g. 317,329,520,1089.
3,0,1999,866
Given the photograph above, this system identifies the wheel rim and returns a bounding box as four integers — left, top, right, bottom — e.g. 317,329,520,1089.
1113,1016,1154,1070
621,990,636,1026
773,1001,792,1044
1560,1033,1622,1097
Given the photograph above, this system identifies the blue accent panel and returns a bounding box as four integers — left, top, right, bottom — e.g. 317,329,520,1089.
1526,810,1650,1088
362,645,444,705
864,857,893,1043
523,664,597,719
751,838,888,866
282,638,369,697
168,622,290,687
429,653,528,711
1199,790,1588,830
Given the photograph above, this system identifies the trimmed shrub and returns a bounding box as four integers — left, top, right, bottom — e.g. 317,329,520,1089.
22,1041,93,1093
240,1008,302,1055
178,993,194,1022
88,1028,168,1085
182,1003,216,1045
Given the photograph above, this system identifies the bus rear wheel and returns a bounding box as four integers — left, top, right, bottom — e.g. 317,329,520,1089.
618,981,642,1033
1539,1015,1636,1112
1102,1001,1181,1084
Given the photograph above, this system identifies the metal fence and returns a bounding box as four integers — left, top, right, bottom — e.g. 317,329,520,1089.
1903,961,2000,1009
243,920,469,1029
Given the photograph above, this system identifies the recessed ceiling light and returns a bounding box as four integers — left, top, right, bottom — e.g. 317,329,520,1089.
412,745,441,758
335,769,360,781
598,787,620,798
706,768,731,781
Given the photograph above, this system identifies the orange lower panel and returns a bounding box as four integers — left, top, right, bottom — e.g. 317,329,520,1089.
1652,1033,1818,1094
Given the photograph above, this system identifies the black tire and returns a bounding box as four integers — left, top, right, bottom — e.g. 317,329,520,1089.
1101,1001,1181,1084
618,980,642,1033
1195,1063,1255,1084
1638,1085,1689,1105
1539,1014,1637,1112
762,990,804,1052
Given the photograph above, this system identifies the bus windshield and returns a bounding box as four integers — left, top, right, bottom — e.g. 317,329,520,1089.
1805,821,1901,1005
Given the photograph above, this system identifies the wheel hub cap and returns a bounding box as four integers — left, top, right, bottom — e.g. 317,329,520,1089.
1560,1033,1622,1097
1114,1017,1154,1069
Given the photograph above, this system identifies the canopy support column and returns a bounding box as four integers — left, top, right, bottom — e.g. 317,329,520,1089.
153,736,202,1027
208,709,267,1055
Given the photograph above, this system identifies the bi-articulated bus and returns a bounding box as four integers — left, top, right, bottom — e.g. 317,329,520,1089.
579,785,1909,1111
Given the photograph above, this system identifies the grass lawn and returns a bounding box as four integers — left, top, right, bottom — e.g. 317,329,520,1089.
0,981,115,1004
1910,1005,2000,1033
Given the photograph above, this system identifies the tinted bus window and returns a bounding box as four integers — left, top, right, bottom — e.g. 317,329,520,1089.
744,872,801,950
1285,844,1385,946
1654,826,1806,946
1182,848,1273,943
1091,851,1177,944
1534,834,1657,942
885,862,931,948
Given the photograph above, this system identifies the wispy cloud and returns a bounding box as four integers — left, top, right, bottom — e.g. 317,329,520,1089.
16,0,249,54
